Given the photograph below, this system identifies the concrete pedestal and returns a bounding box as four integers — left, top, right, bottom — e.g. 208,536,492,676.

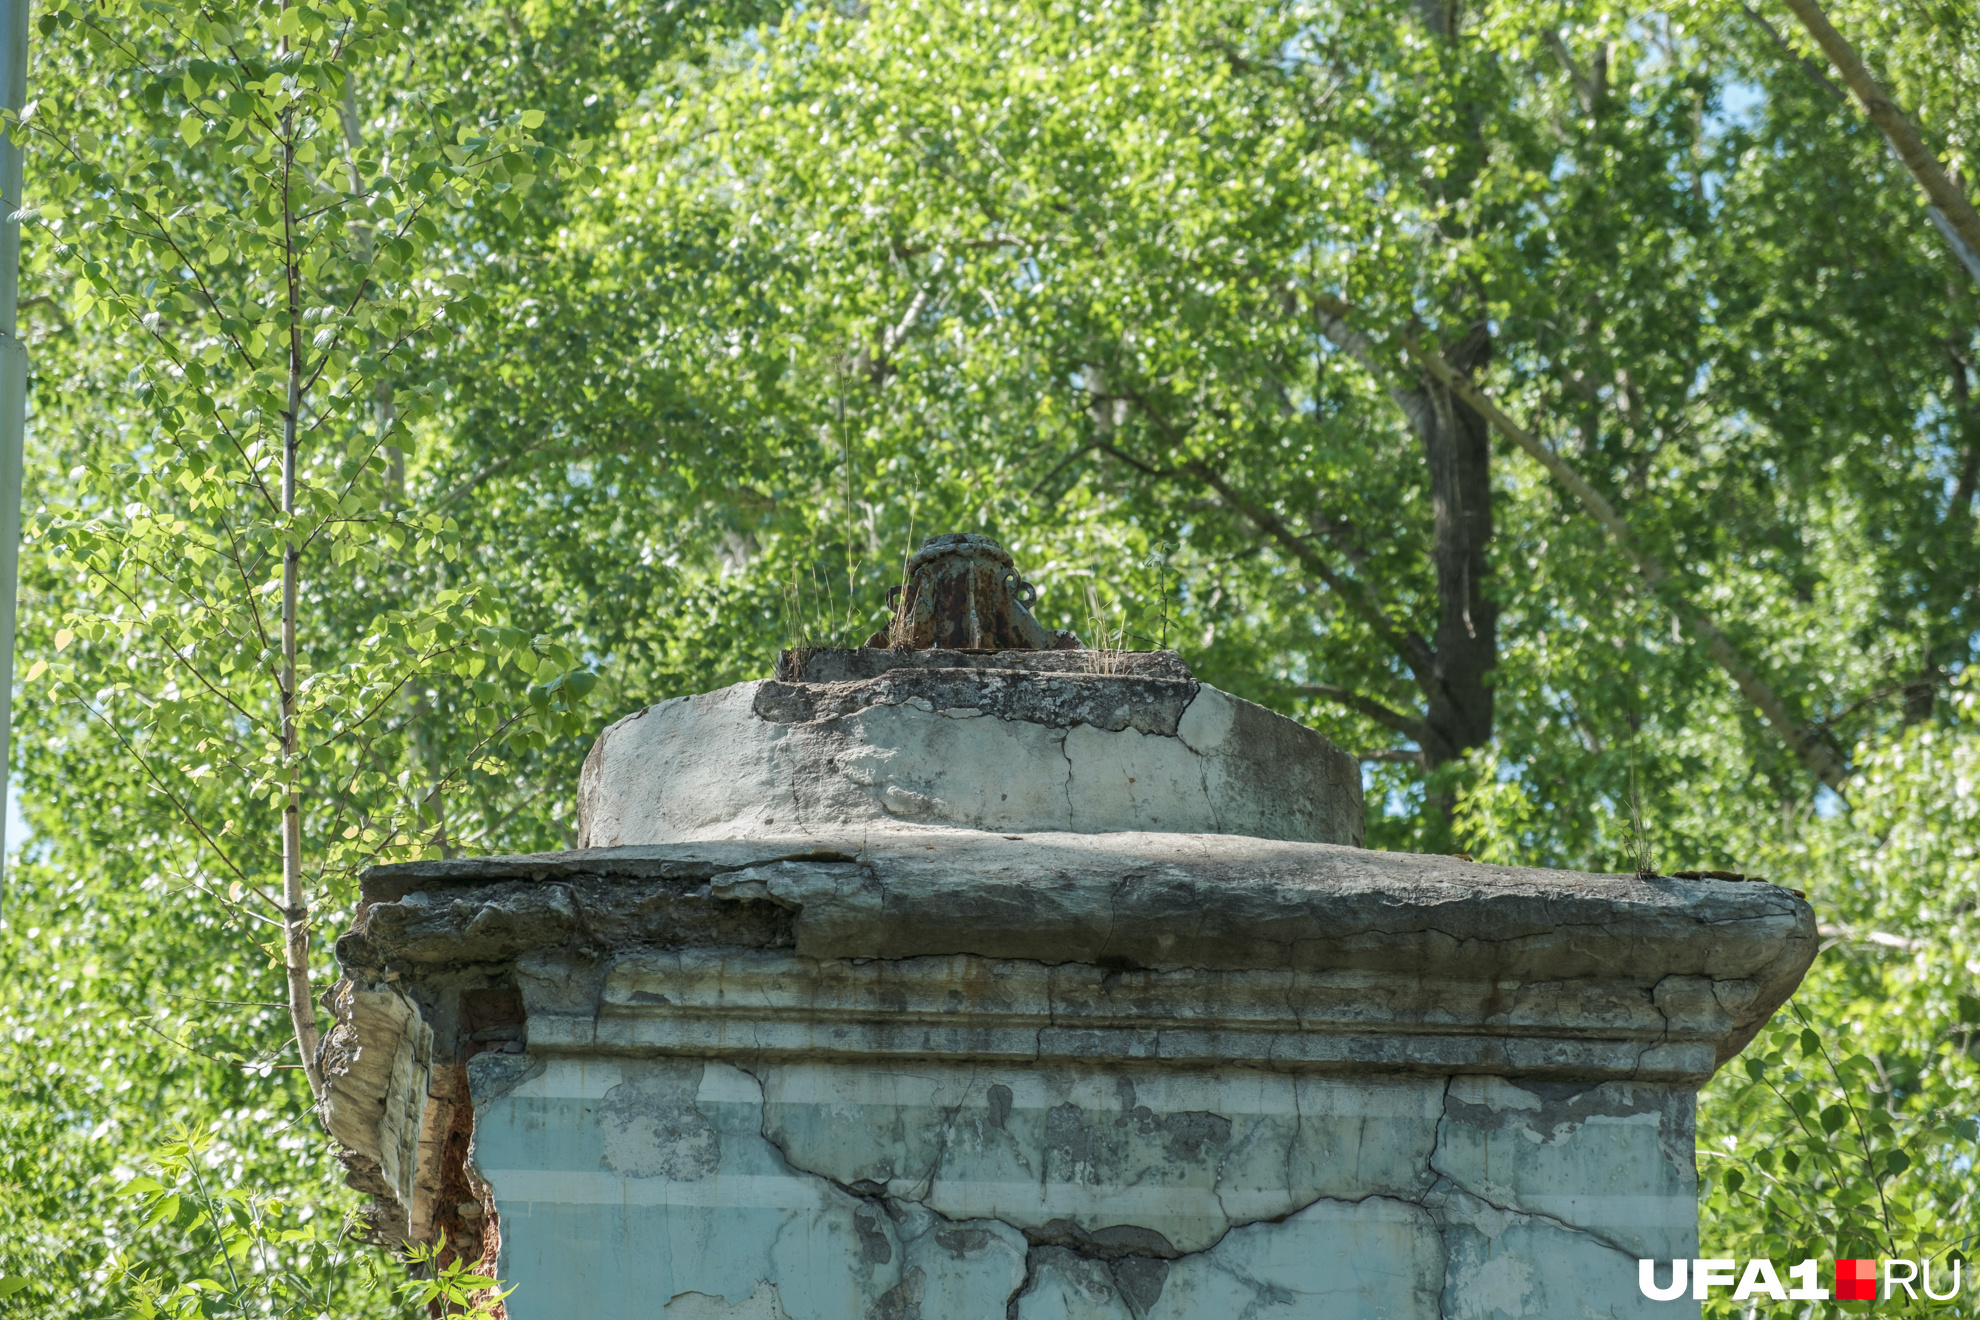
323,831,1814,1320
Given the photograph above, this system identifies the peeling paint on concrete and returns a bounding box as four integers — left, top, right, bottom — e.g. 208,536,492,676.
665,1282,793,1319
598,1061,721,1180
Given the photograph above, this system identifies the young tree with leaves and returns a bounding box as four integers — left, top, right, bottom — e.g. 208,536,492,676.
15,0,597,1100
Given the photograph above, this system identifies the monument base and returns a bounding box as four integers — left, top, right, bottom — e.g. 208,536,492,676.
324,831,1813,1319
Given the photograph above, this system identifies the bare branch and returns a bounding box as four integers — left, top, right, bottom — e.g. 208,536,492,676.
1028,441,1097,498
1092,403,1436,681
1295,682,1432,743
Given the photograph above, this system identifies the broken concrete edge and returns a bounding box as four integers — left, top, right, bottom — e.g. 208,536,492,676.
323,831,1815,1248
318,975,524,1260
355,841,855,903
775,646,1196,684
751,670,1204,737
349,831,1816,984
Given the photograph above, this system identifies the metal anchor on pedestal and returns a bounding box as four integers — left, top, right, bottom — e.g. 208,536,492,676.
863,533,1082,651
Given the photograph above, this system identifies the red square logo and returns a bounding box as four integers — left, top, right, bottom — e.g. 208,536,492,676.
1836,1259,1878,1301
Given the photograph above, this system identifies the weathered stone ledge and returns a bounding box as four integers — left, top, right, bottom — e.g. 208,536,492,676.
515,946,1735,1082
348,831,1814,1007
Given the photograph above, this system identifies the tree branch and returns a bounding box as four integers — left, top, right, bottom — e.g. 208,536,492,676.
1028,441,1096,497
1776,0,1980,281
1738,2,1847,103
1091,428,1432,680
1310,296,1434,436
1295,682,1431,742
1542,30,1607,115
72,696,264,892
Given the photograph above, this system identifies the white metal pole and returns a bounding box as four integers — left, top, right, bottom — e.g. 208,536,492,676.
0,0,28,914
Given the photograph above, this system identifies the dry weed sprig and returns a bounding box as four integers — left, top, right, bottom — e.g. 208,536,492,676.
1083,582,1129,675
1625,737,1657,878
888,481,920,648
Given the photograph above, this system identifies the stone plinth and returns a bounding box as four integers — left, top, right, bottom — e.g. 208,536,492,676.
323,831,1815,1320
576,650,1364,848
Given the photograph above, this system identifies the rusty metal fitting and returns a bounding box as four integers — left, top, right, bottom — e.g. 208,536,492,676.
863,533,1082,651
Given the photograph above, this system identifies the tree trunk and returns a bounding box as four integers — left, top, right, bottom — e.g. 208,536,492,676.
280,86,324,1101
1407,325,1499,778
1411,337,1856,794
1305,305,1498,840
1401,6,1498,834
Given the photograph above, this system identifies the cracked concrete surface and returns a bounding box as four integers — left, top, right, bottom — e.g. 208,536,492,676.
747,1062,1440,1253
574,665,1363,847
466,1053,1687,1318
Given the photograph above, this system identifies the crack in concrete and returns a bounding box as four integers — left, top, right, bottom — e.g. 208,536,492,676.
1423,1075,1458,1320
730,1059,1184,1320
1436,1174,1644,1263
1419,1068,1654,1316
728,1056,1455,1319
1007,1189,1441,1320
1635,975,1678,1081
464,1052,1691,1319
1057,728,1075,833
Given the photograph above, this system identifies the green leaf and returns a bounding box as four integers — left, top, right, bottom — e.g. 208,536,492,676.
1820,1104,1849,1136
141,1192,181,1228
0,1277,32,1298
178,112,202,146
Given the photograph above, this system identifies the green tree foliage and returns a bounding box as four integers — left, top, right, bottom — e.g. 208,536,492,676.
113,1124,502,1318
18,0,604,1096
0,0,675,1308
1692,678,1980,1313
2,0,1977,1311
